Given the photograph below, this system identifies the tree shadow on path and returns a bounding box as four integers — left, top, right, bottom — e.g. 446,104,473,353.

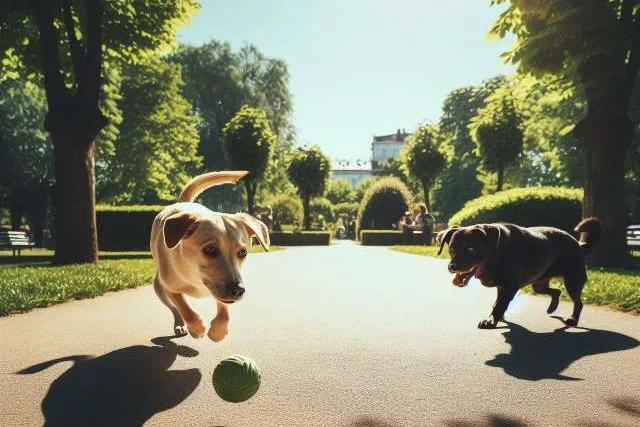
485,319,639,381
16,336,202,427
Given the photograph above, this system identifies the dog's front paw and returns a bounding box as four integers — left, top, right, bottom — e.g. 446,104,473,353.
174,325,188,337
208,317,229,342
564,317,578,327
478,318,497,329
186,318,206,338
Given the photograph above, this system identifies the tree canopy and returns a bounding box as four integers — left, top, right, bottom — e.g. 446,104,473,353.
222,105,276,215
287,145,331,230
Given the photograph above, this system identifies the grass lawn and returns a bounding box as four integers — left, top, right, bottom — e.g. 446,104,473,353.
391,246,640,314
0,246,282,316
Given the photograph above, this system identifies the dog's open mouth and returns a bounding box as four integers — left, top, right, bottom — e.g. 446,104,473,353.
452,266,479,287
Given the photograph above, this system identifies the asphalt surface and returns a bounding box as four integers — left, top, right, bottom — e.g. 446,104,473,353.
1,241,639,427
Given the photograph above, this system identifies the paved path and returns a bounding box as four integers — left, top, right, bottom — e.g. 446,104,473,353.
1,242,639,427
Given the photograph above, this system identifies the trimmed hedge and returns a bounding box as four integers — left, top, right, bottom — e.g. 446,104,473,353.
449,187,583,232
357,177,413,237
96,205,163,251
360,230,428,246
269,231,331,246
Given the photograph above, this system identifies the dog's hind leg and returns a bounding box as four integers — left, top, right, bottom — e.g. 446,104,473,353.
563,272,586,327
154,275,188,337
532,280,561,314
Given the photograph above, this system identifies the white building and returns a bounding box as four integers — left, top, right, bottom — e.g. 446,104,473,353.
331,159,373,187
371,129,412,169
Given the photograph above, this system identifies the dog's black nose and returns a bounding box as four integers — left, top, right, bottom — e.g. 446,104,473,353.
228,285,245,298
448,262,457,273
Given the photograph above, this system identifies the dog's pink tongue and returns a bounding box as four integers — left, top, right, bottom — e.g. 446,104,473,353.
452,273,466,287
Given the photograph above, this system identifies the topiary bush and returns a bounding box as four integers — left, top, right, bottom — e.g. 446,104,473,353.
357,177,413,236
265,194,303,230
448,187,583,232
310,197,335,223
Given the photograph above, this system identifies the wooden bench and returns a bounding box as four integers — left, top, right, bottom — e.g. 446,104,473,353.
0,230,35,256
628,225,640,249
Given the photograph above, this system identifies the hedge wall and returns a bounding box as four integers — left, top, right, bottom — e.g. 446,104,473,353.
268,231,331,246
448,187,583,232
360,230,429,246
96,205,163,251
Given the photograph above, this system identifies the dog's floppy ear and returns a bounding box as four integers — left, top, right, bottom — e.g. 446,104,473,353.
164,213,199,249
436,226,459,255
482,224,503,259
234,213,270,251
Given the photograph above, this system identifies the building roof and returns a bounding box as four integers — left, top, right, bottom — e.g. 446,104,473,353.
332,159,372,171
373,128,412,143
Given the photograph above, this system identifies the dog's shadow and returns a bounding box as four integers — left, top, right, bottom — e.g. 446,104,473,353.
17,336,202,427
485,319,639,381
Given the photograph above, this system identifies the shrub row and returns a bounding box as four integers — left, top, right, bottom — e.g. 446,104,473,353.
360,230,430,246
96,205,163,251
268,231,331,246
448,187,583,232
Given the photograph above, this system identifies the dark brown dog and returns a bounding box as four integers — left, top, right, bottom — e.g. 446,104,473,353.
436,218,601,329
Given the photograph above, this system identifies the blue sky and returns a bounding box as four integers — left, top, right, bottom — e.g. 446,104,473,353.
178,0,513,161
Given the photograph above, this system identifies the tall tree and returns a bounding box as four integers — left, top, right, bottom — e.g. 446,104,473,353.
400,124,451,211
171,41,294,211
287,145,331,230
490,0,640,266
0,0,198,264
434,76,507,220
325,179,355,205
222,106,276,215
0,78,51,244
97,56,201,204
470,89,524,192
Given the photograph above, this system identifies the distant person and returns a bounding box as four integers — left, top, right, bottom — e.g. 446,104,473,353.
399,211,415,244
414,204,435,245
260,206,273,233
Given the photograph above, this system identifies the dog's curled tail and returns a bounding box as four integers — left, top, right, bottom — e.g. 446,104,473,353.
178,171,248,203
575,217,601,256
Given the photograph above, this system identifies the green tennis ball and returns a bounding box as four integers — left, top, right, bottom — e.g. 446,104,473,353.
212,355,262,403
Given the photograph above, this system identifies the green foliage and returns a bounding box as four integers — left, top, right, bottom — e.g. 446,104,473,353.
470,84,524,191
268,231,331,246
433,76,507,220
287,145,331,230
357,177,413,235
334,202,359,218
171,41,294,210
354,176,381,202
310,197,335,223
0,79,51,191
325,179,355,204
222,105,276,214
97,56,201,204
265,193,303,228
96,205,162,250
401,123,451,208
449,187,583,232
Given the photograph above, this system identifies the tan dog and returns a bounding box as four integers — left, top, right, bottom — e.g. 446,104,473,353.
150,171,270,342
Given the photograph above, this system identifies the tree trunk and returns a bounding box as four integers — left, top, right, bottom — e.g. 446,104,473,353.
575,108,631,267
52,138,99,264
303,194,311,230
497,163,504,192
422,182,431,212
245,181,255,216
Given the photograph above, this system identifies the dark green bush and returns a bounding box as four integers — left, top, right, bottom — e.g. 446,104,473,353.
357,177,413,236
97,205,163,251
269,231,331,246
449,187,583,232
